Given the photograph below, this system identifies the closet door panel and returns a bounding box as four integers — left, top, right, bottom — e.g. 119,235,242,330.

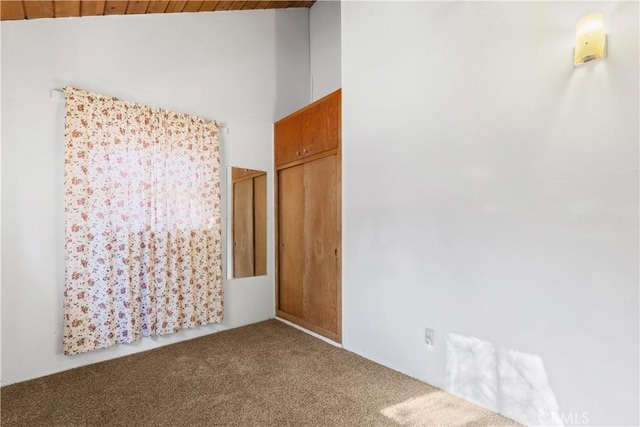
254,174,267,276
233,179,255,278
278,165,305,317
303,155,338,333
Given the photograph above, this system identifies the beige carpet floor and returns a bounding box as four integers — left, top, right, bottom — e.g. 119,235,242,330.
1,320,520,427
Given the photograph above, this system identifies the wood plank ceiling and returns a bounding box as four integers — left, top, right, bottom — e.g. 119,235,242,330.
0,1,316,20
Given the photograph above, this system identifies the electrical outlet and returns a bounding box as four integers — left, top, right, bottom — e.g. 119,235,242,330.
425,328,435,347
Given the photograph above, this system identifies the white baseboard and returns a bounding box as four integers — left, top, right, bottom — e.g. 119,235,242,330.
274,317,343,349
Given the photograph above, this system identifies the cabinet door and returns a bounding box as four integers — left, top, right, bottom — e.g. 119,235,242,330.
302,91,340,158
274,112,304,166
278,165,305,317
253,173,267,276
233,178,254,278
303,155,339,333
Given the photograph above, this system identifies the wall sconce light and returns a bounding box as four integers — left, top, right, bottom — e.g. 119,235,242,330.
574,13,606,66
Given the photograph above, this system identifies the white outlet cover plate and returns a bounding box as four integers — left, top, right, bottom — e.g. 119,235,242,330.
425,328,435,346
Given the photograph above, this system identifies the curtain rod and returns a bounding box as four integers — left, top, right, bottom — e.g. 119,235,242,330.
50,88,229,134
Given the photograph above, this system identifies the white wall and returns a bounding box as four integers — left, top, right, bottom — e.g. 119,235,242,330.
0,24,3,382
341,2,638,426
310,0,341,101
1,8,310,385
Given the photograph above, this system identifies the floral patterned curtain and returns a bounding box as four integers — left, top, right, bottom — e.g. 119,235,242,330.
63,87,223,355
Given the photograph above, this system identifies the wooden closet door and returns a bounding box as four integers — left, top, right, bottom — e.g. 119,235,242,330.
233,179,254,278
303,155,339,334
278,165,305,317
253,174,267,276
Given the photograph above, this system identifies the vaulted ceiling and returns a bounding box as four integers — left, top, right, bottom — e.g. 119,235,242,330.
0,1,316,21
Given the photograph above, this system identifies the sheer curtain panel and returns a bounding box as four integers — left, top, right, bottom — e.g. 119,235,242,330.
63,87,223,355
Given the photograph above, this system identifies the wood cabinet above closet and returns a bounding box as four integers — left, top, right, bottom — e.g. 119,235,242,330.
274,90,341,166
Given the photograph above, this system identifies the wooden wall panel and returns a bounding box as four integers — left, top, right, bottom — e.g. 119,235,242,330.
302,155,338,333
278,165,305,317
233,179,255,278
254,173,267,276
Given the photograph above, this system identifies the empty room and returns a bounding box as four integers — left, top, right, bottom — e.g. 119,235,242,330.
1,1,638,426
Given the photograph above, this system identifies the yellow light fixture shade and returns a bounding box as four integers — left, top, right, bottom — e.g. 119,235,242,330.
574,13,606,66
